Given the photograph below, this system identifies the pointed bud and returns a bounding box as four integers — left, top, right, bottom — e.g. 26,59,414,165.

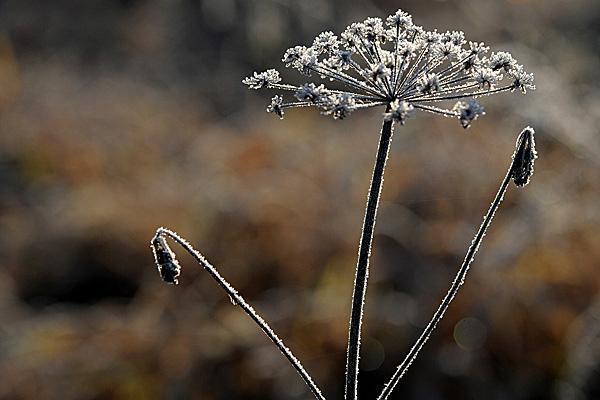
512,126,537,187
151,234,181,284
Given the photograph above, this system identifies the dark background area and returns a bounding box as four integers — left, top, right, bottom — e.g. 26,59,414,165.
0,0,599,399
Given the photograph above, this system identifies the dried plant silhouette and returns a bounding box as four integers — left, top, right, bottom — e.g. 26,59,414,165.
150,9,537,400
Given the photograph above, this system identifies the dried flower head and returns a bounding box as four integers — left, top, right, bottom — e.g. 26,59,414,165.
243,9,534,128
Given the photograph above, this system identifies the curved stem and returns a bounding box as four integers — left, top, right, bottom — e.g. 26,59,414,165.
345,117,395,400
151,228,327,400
377,153,519,400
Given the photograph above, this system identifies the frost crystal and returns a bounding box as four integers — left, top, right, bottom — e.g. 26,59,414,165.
243,9,534,128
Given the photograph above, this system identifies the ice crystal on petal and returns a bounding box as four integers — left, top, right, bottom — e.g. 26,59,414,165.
245,8,534,123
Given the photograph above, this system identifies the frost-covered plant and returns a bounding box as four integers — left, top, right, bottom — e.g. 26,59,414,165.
151,9,537,400
242,9,533,125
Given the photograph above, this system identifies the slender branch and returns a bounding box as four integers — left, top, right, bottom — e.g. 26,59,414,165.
406,85,515,103
150,227,327,400
377,127,537,400
345,116,396,400
412,104,459,117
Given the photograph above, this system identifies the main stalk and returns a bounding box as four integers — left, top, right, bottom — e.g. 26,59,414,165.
345,117,395,400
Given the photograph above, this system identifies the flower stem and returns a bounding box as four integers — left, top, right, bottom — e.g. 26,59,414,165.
151,227,327,400
345,117,395,400
377,134,526,400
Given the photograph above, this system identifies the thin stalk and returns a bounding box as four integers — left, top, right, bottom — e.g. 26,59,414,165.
377,128,534,400
345,116,395,400
151,228,327,400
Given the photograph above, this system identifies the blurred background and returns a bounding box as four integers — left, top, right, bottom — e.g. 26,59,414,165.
0,0,599,399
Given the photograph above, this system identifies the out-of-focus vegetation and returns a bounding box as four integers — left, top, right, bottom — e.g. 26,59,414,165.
0,0,598,399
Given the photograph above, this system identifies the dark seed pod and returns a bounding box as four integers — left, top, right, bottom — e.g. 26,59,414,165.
151,235,181,284
512,126,537,187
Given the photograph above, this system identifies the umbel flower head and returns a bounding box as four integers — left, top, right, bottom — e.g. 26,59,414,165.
243,9,535,128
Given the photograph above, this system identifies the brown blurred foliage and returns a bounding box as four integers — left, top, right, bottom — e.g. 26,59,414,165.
0,0,599,399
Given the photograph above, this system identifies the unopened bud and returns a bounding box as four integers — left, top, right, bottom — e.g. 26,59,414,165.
512,126,537,187
151,234,181,284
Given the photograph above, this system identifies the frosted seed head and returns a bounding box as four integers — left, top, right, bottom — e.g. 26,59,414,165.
386,9,413,29
362,17,385,41
312,31,339,55
407,24,424,38
245,8,534,123
341,23,363,48
371,63,391,82
320,93,356,119
151,235,181,284
512,126,537,186
379,50,395,68
453,100,485,129
472,67,502,89
423,30,442,45
510,65,536,93
489,51,517,72
397,41,417,58
242,69,281,89
432,41,461,59
282,46,306,67
295,83,327,103
443,31,466,47
267,95,284,119
416,73,440,95
461,52,482,72
384,100,414,124
469,41,489,56
324,50,353,71
298,47,319,75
